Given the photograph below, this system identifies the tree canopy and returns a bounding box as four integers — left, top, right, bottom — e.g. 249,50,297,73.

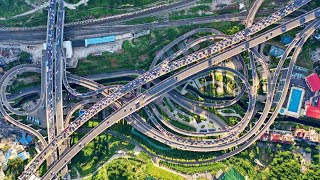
268,151,301,180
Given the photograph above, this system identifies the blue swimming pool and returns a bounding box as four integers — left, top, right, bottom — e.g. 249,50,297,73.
287,89,303,113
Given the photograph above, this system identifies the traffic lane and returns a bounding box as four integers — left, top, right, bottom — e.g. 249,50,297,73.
44,15,320,177
60,62,252,151
22,5,318,177
40,7,319,161
168,94,227,129
59,5,320,150
7,87,41,101
214,20,320,162
0,65,44,115
83,70,144,81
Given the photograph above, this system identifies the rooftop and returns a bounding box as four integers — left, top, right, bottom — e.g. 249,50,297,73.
281,35,293,45
305,101,320,119
269,45,285,57
85,36,116,47
305,73,320,92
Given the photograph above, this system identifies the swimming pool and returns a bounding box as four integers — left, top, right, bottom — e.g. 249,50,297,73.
287,88,303,113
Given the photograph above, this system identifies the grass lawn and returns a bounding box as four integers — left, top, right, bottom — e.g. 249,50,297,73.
70,133,135,178
72,22,243,76
10,78,41,94
90,152,185,180
71,26,194,76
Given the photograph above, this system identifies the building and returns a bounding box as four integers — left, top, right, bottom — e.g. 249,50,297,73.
305,73,320,92
259,130,294,144
294,128,320,144
269,45,285,58
269,133,294,144
0,151,5,169
311,49,320,63
84,36,116,47
305,96,320,119
18,132,33,147
304,73,320,119
0,135,16,149
2,144,29,165
259,133,269,141
78,110,85,117
17,151,30,161
281,35,293,46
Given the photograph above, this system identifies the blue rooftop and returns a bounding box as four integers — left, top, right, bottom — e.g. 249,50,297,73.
85,36,116,47
269,46,285,57
26,135,32,143
19,132,32,146
17,152,30,161
4,149,13,163
281,35,293,45
79,110,85,117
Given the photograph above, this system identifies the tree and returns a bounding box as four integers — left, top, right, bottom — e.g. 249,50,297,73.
276,144,282,149
18,51,31,62
6,158,24,179
268,151,301,180
2,144,9,151
306,147,312,154
313,154,320,164
227,26,240,35
302,164,320,180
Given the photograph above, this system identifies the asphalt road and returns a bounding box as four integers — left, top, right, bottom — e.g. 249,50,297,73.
17,0,316,178
40,6,318,179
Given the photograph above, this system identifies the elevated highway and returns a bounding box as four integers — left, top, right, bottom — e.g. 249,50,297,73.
0,0,315,178
21,2,319,178
0,65,45,116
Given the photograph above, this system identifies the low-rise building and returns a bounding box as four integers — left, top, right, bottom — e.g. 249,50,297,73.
305,73,320,93
269,133,294,144
269,45,285,58
294,128,320,144
304,73,320,119
281,35,293,46
259,130,295,144
305,96,320,119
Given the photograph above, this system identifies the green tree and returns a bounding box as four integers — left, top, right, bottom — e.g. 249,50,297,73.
313,154,320,164
6,158,24,179
268,151,301,180
18,51,31,62
302,164,320,180
2,144,10,151
276,144,282,149
227,26,240,35
306,147,312,154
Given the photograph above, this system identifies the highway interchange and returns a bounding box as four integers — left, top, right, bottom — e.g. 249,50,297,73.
0,0,318,179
